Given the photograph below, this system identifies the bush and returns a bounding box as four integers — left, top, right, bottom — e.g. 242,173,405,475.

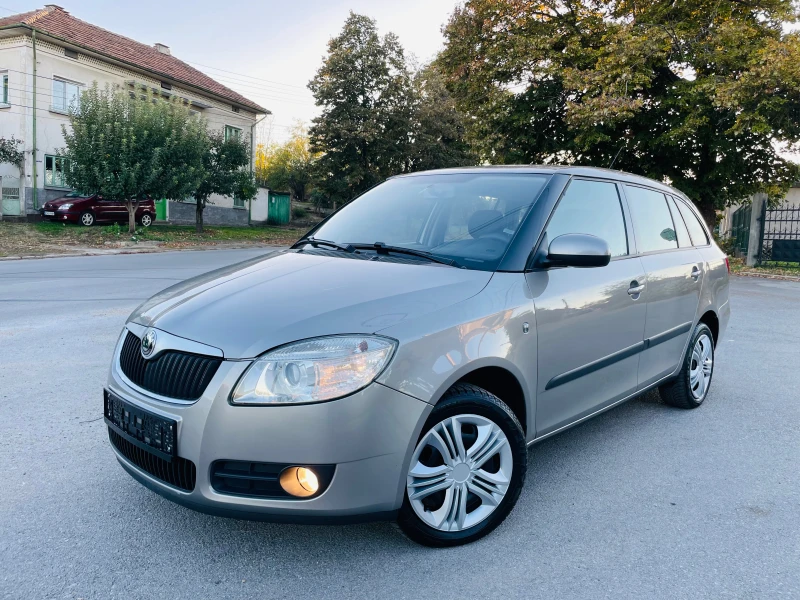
292,206,307,219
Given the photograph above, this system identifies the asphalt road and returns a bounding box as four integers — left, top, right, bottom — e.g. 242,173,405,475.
1,250,798,600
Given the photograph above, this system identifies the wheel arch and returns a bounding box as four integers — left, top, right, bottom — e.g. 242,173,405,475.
698,310,719,345
430,361,531,436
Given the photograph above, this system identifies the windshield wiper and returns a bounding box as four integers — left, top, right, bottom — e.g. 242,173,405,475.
291,237,355,253
351,242,459,267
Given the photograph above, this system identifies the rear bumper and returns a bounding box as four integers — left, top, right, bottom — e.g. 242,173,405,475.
106,349,431,522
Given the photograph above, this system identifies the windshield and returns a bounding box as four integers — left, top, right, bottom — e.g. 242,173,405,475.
309,173,550,271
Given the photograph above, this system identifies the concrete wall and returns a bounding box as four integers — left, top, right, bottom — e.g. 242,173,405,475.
168,201,249,227
0,32,260,218
250,188,270,223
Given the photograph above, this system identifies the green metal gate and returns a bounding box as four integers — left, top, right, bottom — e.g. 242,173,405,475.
267,192,291,225
730,204,751,256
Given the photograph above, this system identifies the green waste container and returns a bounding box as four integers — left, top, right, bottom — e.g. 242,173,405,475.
155,198,167,221
267,192,291,225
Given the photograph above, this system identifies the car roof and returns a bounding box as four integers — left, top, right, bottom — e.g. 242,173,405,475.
391,165,690,201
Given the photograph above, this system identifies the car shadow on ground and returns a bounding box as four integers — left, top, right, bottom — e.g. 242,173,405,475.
112,388,681,558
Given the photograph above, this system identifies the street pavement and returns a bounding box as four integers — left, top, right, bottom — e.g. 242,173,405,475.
1,250,798,599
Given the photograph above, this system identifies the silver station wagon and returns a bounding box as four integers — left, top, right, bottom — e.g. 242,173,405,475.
105,166,730,546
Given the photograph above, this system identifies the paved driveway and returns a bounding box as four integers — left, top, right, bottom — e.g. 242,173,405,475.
1,251,798,599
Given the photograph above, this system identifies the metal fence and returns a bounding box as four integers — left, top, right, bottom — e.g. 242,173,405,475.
730,204,751,256
758,203,800,265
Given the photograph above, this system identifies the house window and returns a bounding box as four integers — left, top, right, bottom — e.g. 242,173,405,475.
45,155,71,188
224,125,242,141
52,78,81,113
233,195,246,208
1,73,8,105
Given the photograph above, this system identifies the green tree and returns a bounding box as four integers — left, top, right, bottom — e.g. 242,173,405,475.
256,124,316,202
437,0,800,226
62,84,207,233
192,131,256,233
410,66,476,172
0,136,24,167
308,12,415,205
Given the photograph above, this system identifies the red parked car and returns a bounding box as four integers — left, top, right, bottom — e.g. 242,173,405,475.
40,193,155,227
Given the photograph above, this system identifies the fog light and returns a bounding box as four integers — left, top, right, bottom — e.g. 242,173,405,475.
279,466,319,497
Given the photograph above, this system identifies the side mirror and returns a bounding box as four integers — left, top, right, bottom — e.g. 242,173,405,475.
545,233,611,268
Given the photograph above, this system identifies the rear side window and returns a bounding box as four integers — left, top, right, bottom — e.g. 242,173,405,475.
624,186,678,253
666,196,692,247
545,179,628,257
675,199,710,246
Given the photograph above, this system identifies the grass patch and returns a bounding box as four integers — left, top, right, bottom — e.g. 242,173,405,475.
729,256,800,278
0,220,306,257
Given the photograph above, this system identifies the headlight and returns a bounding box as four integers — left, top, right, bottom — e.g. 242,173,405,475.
231,335,396,405
57,203,73,210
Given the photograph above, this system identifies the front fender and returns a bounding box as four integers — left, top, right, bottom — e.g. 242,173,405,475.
375,272,537,437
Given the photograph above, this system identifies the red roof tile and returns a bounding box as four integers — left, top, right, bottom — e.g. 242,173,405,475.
0,6,267,113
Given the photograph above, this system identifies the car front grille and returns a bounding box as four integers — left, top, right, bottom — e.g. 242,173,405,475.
119,331,221,401
109,428,197,492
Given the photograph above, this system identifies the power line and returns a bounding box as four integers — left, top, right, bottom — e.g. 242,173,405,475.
183,60,309,91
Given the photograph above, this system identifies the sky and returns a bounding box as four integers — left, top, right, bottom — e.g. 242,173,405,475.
0,0,462,144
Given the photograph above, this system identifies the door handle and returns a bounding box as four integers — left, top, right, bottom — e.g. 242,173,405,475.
691,266,701,280
628,282,645,296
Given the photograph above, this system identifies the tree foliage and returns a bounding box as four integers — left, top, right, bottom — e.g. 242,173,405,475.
192,131,255,233
62,84,207,232
410,65,476,173
308,12,474,206
0,136,24,168
256,123,317,202
437,0,800,225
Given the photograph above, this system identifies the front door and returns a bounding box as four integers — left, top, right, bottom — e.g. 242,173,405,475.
526,179,647,437
622,186,704,389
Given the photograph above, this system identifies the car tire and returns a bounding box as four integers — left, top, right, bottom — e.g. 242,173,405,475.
396,383,527,547
659,322,715,409
80,211,95,227
140,213,153,227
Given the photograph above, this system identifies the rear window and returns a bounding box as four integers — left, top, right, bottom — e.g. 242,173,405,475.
675,199,710,246
624,185,678,253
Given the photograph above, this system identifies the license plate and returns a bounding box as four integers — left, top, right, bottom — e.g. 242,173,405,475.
44,211,55,216
104,390,177,460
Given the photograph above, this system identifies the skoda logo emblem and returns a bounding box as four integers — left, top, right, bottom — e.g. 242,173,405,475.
141,329,157,359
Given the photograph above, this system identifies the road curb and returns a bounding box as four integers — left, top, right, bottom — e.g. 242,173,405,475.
736,271,800,282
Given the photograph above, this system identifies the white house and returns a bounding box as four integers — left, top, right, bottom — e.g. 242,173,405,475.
0,5,269,224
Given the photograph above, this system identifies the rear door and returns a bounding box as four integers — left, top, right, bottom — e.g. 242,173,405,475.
622,185,704,390
526,178,647,436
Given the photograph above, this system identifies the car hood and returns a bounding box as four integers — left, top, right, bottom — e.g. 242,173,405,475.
44,197,87,208
129,251,493,358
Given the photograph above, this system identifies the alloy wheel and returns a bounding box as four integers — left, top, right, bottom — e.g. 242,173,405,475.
141,214,152,227
689,333,713,400
406,414,512,532
81,213,94,226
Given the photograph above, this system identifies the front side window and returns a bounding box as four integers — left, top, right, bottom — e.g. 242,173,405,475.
675,198,710,246
1,73,8,105
45,155,71,188
311,173,550,271
52,78,81,112
545,179,628,257
625,185,678,253
224,125,242,141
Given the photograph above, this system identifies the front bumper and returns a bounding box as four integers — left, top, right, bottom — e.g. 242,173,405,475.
40,209,78,222
106,347,431,523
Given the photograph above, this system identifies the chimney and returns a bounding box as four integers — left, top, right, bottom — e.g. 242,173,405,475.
154,43,170,55
45,4,67,12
